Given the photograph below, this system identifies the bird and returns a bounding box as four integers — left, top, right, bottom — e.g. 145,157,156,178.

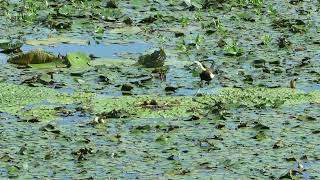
290,78,297,89
194,61,215,82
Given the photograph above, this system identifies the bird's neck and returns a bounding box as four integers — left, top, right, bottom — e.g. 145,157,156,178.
194,61,206,71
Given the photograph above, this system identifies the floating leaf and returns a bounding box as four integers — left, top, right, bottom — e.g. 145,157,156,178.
109,26,141,34
0,39,22,53
25,36,88,46
88,58,135,66
131,0,148,8
28,60,66,69
66,52,91,69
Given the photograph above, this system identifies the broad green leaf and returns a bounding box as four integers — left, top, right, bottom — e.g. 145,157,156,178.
25,36,88,46
28,60,65,69
88,58,135,66
66,52,91,69
109,26,141,34
131,0,148,8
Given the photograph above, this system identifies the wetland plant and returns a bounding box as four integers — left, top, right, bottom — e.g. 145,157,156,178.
260,34,272,46
267,4,278,17
180,16,190,27
277,36,291,48
195,34,204,50
223,39,244,56
138,48,166,68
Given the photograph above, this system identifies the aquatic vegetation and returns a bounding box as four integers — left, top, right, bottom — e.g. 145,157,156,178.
260,34,272,46
223,39,244,56
0,39,23,53
65,52,91,69
138,48,166,68
0,0,320,178
8,49,61,65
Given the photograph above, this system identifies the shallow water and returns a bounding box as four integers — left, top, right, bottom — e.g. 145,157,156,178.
0,54,7,65
298,84,320,92
22,41,151,58
1,0,320,179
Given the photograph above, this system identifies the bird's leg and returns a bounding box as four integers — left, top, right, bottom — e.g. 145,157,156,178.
195,87,202,96
199,80,205,88
194,80,204,96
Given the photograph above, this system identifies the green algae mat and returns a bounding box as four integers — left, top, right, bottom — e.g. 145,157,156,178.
1,0,320,179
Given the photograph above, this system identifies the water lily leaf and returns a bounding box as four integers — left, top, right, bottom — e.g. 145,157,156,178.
7,165,19,177
109,26,141,34
25,36,88,46
28,60,65,69
184,0,202,9
0,39,11,47
131,0,148,8
8,49,60,65
66,52,91,69
88,58,135,66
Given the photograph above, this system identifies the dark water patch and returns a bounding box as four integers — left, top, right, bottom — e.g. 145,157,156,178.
21,41,151,58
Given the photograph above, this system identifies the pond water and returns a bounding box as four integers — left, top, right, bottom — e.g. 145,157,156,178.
21,41,151,58
1,0,320,179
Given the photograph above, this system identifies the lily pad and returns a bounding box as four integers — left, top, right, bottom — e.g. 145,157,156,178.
28,61,66,69
109,26,141,34
25,36,88,46
66,52,91,69
131,0,148,8
88,58,135,66
0,39,23,53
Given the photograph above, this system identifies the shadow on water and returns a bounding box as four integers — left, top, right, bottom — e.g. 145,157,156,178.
21,40,151,58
